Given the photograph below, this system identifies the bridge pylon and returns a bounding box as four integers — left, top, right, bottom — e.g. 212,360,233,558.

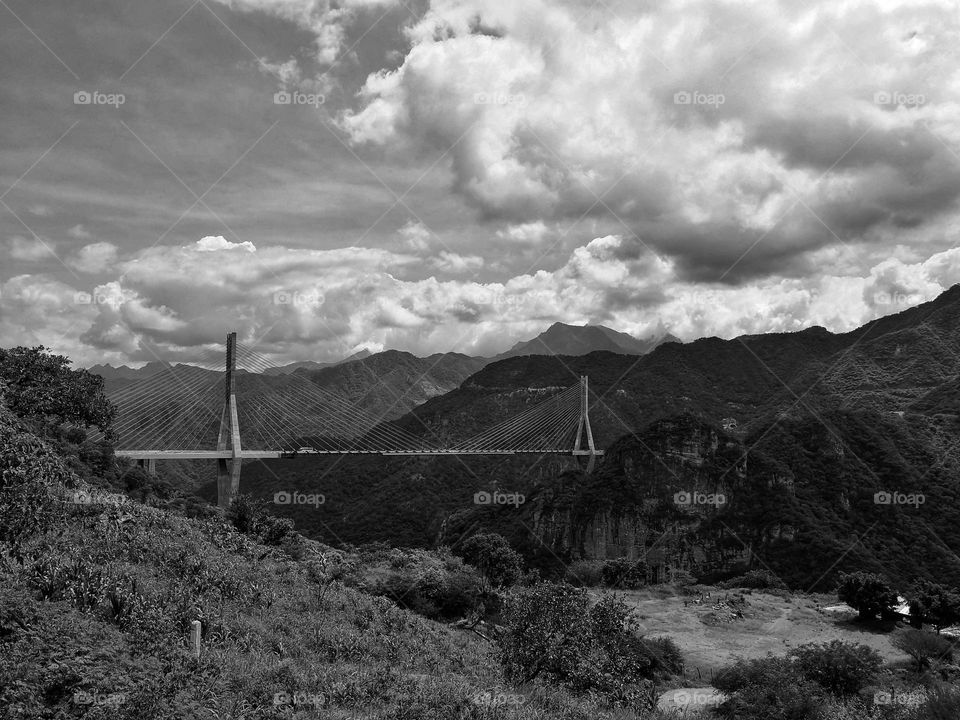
573,375,600,472
217,332,242,507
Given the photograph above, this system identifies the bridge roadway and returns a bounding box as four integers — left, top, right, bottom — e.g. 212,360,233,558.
115,449,604,460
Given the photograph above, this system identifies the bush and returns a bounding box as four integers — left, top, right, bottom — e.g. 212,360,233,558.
911,686,960,720
0,405,71,550
893,629,954,672
836,571,897,621
565,559,605,587
259,516,295,546
600,558,647,589
714,656,824,720
458,533,524,591
499,583,671,705
226,494,264,535
721,569,787,590
789,640,882,695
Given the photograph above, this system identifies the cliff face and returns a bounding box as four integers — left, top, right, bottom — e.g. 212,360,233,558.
525,415,768,579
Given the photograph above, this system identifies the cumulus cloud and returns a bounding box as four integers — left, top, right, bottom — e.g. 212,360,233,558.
195,235,257,253
338,0,960,282
67,242,119,274
6,232,954,365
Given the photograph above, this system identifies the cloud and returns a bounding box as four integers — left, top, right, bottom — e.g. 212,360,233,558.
67,224,92,240
431,250,484,274
5,236,55,262
398,220,432,252
338,0,960,282
496,221,548,245
195,235,257,253
67,242,119,274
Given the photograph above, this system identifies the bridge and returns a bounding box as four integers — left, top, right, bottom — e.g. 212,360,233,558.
101,333,603,506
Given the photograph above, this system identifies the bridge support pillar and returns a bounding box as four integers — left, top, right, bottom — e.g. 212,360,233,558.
136,458,157,476
216,331,243,508
574,375,599,473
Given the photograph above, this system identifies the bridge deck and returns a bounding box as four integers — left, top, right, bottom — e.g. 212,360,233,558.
116,449,604,460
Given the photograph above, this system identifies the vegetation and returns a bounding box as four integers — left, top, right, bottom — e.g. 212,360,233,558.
892,629,955,673
836,571,898,621
908,581,960,633
459,532,524,592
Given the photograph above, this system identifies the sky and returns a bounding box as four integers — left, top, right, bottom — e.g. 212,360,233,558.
1,0,960,367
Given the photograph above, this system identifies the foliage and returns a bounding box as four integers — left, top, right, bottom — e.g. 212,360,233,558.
907,580,960,633
892,629,954,672
721,568,788,590
225,493,264,535
459,532,524,591
0,346,115,433
0,402,70,550
564,560,604,587
788,640,882,695
499,583,672,706
836,571,898,621
599,558,647,589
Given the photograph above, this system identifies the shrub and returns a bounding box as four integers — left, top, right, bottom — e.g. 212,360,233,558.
565,559,604,587
259,516,295,546
0,407,70,550
226,494,264,535
911,686,960,720
458,533,524,591
836,571,897,621
600,558,647,589
714,656,824,720
789,640,882,695
499,583,671,705
892,629,954,672
722,569,787,590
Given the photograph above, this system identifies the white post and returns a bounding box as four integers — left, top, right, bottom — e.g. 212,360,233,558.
191,620,201,658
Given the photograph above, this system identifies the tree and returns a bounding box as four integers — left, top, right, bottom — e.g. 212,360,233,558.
459,533,524,591
0,347,115,434
892,629,954,672
836,571,897,621
908,581,960,634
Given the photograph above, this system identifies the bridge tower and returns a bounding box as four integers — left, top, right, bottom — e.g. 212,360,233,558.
573,375,599,472
217,332,242,507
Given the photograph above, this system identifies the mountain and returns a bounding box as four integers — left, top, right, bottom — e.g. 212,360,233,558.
493,322,678,360
299,349,486,421
263,349,372,375
232,284,960,590
87,361,170,380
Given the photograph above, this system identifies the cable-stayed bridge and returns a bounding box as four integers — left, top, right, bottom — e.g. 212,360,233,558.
100,333,602,506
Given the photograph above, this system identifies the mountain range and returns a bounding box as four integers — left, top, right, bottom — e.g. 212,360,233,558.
229,284,960,591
